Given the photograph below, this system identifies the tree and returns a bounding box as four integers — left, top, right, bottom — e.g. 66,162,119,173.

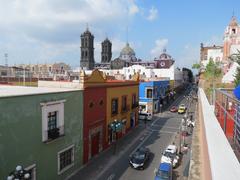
204,58,222,104
192,63,201,69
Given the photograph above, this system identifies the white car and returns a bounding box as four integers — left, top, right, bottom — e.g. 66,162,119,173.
161,145,179,168
138,112,152,121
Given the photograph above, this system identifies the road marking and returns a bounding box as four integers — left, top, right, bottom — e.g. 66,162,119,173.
150,129,176,134
130,131,153,156
151,125,179,130
107,174,115,180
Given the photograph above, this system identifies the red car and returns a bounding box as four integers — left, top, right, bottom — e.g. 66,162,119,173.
170,106,178,112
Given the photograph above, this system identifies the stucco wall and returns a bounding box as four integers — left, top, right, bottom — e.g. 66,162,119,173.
0,91,83,180
106,85,139,141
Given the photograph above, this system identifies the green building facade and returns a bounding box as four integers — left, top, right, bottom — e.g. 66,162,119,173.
0,88,83,180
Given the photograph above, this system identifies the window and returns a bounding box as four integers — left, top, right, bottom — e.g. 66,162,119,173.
48,111,57,130
146,88,153,98
111,98,118,115
89,102,94,108
58,145,74,174
232,28,236,34
122,96,127,112
132,94,137,108
41,100,65,142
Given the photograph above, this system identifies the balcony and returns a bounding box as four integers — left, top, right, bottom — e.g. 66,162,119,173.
48,128,60,140
43,126,64,143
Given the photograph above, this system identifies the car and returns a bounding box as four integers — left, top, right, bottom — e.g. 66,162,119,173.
129,147,150,169
161,145,179,168
178,104,186,114
139,112,152,121
154,162,172,180
170,106,178,113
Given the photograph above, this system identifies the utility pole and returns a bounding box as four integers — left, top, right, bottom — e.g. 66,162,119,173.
4,53,9,83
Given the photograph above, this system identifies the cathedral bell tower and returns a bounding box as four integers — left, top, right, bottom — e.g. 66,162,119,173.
101,38,112,63
80,27,95,70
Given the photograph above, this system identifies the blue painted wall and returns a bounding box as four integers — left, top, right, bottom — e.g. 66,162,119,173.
139,80,169,102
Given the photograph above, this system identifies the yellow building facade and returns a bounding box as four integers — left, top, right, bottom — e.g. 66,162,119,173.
106,80,139,144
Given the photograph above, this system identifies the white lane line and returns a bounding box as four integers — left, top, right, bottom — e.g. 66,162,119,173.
130,131,154,155
150,129,176,134
151,125,179,130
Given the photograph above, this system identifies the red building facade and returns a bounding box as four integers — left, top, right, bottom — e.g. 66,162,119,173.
82,71,108,164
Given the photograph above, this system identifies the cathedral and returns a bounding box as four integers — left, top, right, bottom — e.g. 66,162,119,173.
80,27,141,70
80,27,174,70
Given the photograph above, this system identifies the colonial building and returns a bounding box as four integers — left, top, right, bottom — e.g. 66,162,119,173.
16,63,71,80
200,43,223,67
0,86,83,180
80,28,95,70
139,80,170,115
38,69,139,164
100,50,183,90
223,15,240,61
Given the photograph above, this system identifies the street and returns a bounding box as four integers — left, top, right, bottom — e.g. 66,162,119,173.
70,89,195,180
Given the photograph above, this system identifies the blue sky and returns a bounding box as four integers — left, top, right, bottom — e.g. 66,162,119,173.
0,0,239,69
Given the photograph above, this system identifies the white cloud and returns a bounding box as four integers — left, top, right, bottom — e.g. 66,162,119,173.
129,3,139,15
177,44,199,70
150,38,168,58
147,6,158,21
0,0,141,65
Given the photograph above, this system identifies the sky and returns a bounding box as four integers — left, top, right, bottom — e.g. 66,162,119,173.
0,0,240,70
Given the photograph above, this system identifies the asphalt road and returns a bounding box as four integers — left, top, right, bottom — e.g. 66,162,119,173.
98,94,190,180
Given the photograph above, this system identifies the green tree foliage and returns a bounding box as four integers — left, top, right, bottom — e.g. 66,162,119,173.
204,58,222,80
192,63,201,69
204,58,222,104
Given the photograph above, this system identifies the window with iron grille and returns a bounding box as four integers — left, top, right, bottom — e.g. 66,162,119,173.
59,146,74,173
111,98,118,115
122,96,127,111
48,111,57,130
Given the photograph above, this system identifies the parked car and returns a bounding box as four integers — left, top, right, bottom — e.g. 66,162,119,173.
178,104,186,114
170,106,178,113
154,162,172,180
129,147,150,170
161,145,179,168
139,112,152,121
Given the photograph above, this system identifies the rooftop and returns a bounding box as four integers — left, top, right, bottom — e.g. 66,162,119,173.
0,85,80,98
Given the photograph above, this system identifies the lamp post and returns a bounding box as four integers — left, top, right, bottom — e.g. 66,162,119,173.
7,165,31,180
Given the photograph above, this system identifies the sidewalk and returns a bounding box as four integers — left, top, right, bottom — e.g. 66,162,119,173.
68,123,148,180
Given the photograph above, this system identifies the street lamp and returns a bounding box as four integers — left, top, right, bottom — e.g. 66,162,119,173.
7,165,31,180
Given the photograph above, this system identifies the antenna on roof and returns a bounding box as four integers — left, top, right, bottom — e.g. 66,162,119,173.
126,25,129,44
232,9,235,17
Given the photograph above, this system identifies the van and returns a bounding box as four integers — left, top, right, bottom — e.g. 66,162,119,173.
154,162,172,180
138,112,152,121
